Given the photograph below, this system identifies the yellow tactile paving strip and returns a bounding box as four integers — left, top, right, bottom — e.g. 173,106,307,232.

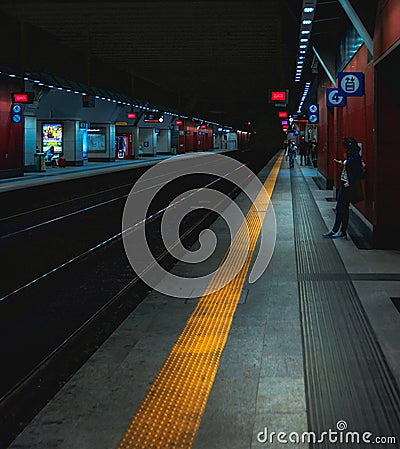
117,155,283,449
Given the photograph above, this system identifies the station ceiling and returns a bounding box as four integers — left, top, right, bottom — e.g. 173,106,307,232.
0,1,378,127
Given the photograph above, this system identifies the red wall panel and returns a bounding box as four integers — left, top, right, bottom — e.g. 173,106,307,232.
374,44,400,247
318,46,374,222
0,76,24,177
317,77,335,188
374,0,400,60
340,46,374,222
179,121,213,153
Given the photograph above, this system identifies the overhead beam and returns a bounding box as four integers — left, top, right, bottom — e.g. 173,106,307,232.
337,0,373,54
312,45,336,85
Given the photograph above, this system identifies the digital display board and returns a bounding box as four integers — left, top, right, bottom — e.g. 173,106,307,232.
42,123,63,153
144,113,164,123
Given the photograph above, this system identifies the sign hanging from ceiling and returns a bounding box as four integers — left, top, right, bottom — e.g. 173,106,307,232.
269,89,289,106
144,113,164,123
338,72,364,97
11,92,34,104
326,88,347,107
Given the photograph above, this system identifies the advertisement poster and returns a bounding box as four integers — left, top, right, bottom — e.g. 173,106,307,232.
42,123,63,153
82,128,88,159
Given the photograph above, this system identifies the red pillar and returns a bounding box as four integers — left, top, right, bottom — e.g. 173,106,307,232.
0,76,24,178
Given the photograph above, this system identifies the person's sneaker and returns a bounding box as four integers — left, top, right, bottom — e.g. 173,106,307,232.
332,231,347,238
322,231,335,238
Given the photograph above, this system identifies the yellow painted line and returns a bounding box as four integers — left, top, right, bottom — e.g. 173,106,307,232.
117,155,284,449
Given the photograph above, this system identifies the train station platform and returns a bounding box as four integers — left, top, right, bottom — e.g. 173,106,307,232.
0,150,229,194
5,154,400,449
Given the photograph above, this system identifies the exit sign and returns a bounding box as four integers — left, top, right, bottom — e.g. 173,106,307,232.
269,89,289,104
11,92,34,104
271,91,286,101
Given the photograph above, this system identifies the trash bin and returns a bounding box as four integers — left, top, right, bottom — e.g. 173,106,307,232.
34,152,46,172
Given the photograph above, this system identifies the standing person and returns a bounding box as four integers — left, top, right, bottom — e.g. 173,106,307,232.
310,138,318,166
323,137,363,238
299,137,309,166
288,139,296,168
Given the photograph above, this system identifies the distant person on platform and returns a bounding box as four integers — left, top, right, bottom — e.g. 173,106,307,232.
323,137,363,239
310,138,318,165
299,137,309,166
288,139,296,169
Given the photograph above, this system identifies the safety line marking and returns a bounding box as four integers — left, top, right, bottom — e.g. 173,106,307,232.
117,155,283,449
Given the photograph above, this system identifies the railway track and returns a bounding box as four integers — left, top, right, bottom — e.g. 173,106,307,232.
0,151,259,448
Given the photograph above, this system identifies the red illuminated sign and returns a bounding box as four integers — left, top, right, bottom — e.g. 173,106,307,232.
12,92,34,104
14,93,28,103
201,124,207,129
271,91,286,101
269,89,289,105
278,111,288,118
176,120,183,125
127,112,137,119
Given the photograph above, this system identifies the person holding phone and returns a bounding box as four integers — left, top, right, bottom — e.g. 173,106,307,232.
323,137,363,238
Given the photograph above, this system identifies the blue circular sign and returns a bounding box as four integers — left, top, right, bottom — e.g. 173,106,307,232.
12,104,22,114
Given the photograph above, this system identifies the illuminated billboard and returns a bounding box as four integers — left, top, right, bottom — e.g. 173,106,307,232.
42,123,63,153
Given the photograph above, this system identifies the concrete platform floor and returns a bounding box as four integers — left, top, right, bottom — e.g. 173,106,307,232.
6,156,400,449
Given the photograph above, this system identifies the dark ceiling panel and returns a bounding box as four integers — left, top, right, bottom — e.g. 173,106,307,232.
0,0,305,125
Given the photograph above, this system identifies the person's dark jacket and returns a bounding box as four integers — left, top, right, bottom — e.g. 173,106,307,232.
299,140,309,155
344,151,363,204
